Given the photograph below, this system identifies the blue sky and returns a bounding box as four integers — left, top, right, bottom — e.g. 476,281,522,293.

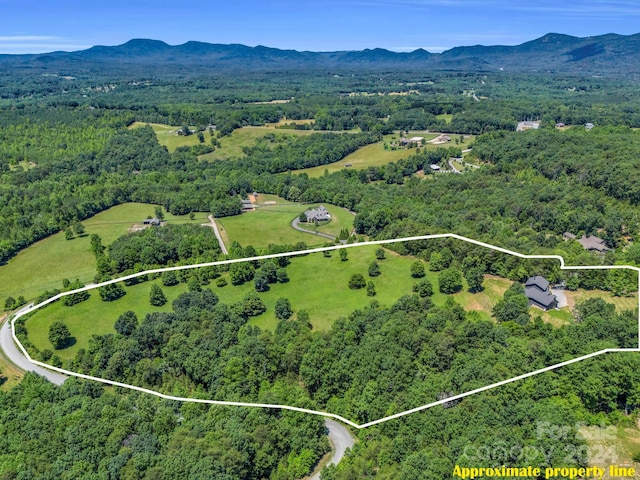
1,0,640,54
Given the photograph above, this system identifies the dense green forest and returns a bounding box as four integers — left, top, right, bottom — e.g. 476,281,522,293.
3,69,640,479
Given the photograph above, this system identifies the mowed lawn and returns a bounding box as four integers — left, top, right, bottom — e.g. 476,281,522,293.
0,203,209,302
129,122,204,152
27,245,523,361
565,288,638,313
216,195,355,249
26,279,189,360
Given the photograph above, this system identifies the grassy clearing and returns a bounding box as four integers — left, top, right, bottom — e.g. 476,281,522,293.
265,119,315,127
26,246,526,358
295,132,475,178
26,279,188,360
0,203,209,302
565,289,638,313
436,113,453,123
579,423,640,474
534,307,574,327
217,196,354,249
199,126,318,161
129,122,205,152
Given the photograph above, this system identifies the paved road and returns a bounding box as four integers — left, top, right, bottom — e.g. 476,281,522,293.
308,419,355,480
207,215,229,255
448,158,462,174
291,217,340,242
0,305,67,385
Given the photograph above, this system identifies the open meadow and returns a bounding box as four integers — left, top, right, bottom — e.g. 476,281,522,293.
216,195,355,249
295,132,475,178
0,203,209,302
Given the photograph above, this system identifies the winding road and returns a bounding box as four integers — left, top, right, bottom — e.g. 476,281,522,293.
308,419,355,480
0,305,67,385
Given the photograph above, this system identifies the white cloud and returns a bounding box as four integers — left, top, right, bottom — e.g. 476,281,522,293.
0,35,90,53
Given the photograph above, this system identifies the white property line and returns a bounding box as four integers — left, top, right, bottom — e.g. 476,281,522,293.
10,234,640,429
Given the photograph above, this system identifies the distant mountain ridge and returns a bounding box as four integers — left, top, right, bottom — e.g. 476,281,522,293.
2,33,640,75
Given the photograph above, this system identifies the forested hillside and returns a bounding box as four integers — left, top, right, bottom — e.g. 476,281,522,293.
2,67,640,479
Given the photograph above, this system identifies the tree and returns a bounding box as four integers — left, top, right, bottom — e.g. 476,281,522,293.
464,267,484,293
411,261,426,278
115,311,138,336
16,296,26,307
161,270,179,286
99,282,126,302
413,279,433,297
375,248,386,260
150,284,167,306
234,291,266,318
187,275,202,292
340,249,348,262
438,268,463,294
299,212,308,223
4,296,16,311
493,282,530,323
64,227,74,240
62,279,90,306
48,321,71,349
270,268,287,284
254,272,270,292
275,298,293,320
197,132,205,143
349,274,366,289
368,261,381,277
73,222,85,236
367,281,376,296
216,277,228,287
154,205,165,221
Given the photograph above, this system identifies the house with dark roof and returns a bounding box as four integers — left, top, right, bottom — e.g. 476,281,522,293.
524,276,558,310
304,205,331,222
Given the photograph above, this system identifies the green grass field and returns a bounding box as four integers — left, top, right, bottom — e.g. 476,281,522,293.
26,245,525,360
128,122,206,152
436,113,453,124
0,203,209,302
295,132,474,178
199,126,318,161
26,279,189,360
216,195,355,249
565,288,638,312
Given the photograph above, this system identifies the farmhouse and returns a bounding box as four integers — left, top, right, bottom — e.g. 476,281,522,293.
142,218,161,226
429,134,451,144
524,276,558,310
304,205,331,222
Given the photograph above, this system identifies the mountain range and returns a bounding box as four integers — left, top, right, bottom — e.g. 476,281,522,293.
2,32,640,76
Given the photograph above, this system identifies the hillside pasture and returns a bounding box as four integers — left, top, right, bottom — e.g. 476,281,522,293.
0,203,208,302
216,196,354,249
